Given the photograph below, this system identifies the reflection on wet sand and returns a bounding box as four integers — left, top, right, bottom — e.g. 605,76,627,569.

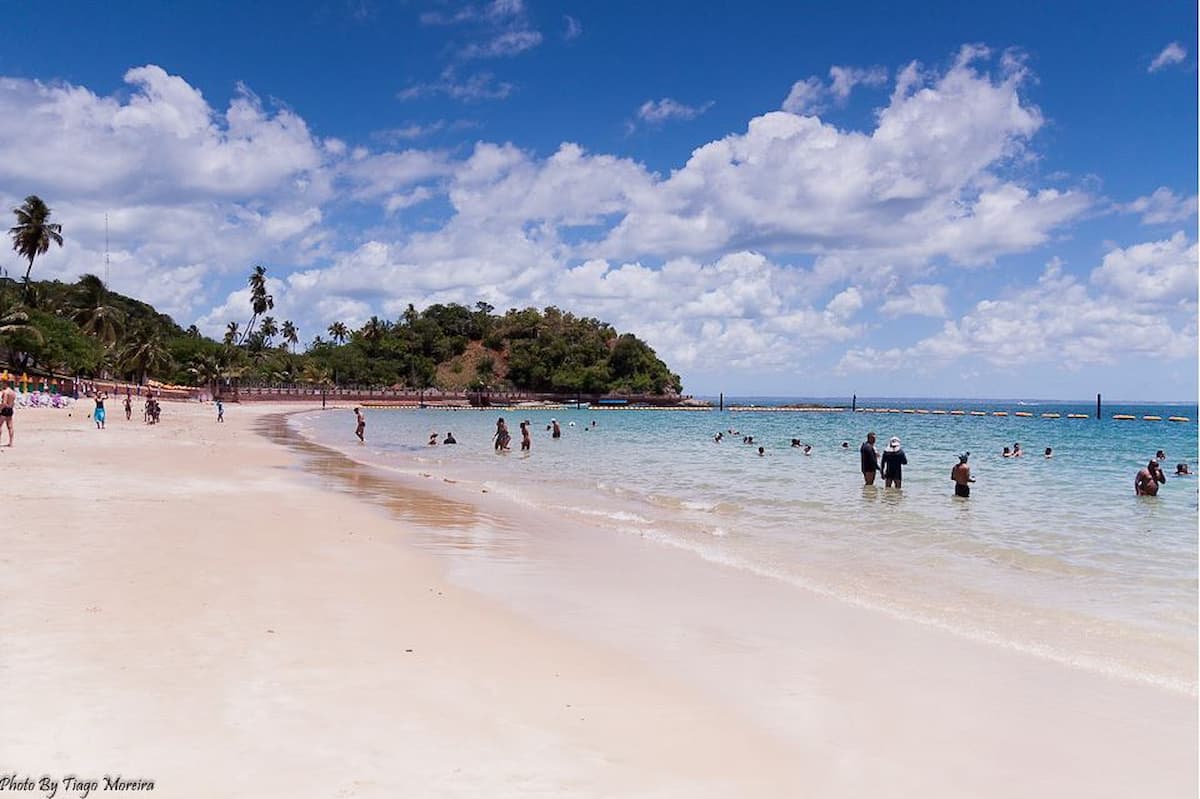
257,413,528,561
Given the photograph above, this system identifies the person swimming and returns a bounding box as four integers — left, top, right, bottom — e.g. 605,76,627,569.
443,432,457,444
1002,446,1012,458
1175,463,1190,476
803,444,812,455
757,446,765,457
1044,447,1053,458
428,432,438,446
1012,442,1022,458
790,439,801,447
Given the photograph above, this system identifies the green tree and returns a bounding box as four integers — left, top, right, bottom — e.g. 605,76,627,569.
241,265,273,343
259,316,278,346
9,196,63,289
327,321,349,344
71,274,125,347
119,325,171,384
281,320,299,353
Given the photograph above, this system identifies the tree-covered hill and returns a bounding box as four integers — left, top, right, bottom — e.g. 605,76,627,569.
0,273,682,396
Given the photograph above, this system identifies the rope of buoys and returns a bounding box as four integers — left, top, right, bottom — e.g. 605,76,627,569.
950,410,965,415
1142,415,1162,421
1067,413,1089,419
1014,412,1033,417
1168,416,1190,422
969,411,987,416
992,412,1008,417
1112,414,1136,420
1041,413,1061,419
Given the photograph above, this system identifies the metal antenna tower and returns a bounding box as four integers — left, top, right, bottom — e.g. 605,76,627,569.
104,213,111,286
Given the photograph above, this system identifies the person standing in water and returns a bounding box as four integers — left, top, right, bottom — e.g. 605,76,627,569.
951,453,974,498
494,417,511,451
0,383,16,446
880,436,907,488
860,432,880,485
551,419,561,439
519,421,531,451
1135,460,1165,496
353,407,365,443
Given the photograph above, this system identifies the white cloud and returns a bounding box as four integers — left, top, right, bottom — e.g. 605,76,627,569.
1149,42,1187,72
459,30,543,59
1123,187,1198,224
828,65,888,100
563,15,582,41
781,77,825,115
838,241,1198,374
1090,231,1198,304
397,68,514,102
635,98,715,124
879,284,949,318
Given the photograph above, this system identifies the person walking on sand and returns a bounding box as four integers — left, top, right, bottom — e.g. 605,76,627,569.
880,436,907,488
93,392,107,430
216,398,224,423
951,453,974,498
0,384,16,446
353,407,365,443
519,420,531,451
860,432,880,485
124,393,132,421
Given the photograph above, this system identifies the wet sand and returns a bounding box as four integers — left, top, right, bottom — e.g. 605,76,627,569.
1,400,1196,798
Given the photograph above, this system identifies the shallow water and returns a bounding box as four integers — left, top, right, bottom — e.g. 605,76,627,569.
293,398,1199,694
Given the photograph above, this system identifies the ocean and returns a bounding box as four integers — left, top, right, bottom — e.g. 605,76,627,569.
293,397,1199,695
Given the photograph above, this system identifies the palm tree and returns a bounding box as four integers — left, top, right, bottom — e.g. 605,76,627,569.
119,326,171,384
361,315,388,344
0,306,43,343
259,316,278,346
241,265,273,343
186,324,201,338
71,274,124,347
187,353,223,396
224,321,240,347
9,196,63,290
327,321,349,344
281,320,299,353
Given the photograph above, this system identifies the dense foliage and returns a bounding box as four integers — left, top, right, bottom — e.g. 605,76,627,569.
0,273,681,396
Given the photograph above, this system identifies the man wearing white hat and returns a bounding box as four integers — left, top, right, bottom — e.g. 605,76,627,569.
880,436,908,488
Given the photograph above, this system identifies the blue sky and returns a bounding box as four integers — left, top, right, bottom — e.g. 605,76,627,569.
0,1,1195,399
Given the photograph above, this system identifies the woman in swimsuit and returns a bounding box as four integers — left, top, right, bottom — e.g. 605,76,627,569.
353,408,365,442
93,392,107,429
494,417,511,451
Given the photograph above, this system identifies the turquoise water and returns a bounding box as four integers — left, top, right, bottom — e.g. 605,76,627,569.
297,398,1199,693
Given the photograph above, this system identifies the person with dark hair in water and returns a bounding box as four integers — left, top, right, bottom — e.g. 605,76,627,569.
1175,463,1190,476
353,408,365,443
860,432,880,485
494,417,511,451
1135,460,1166,496
443,432,457,445
951,453,974,498
519,420,531,451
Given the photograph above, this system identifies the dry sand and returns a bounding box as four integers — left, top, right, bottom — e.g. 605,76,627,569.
1,400,1195,798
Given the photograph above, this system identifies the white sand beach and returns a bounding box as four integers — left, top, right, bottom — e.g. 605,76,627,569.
1,401,1196,798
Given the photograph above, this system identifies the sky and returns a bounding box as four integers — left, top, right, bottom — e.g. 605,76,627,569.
0,0,1195,400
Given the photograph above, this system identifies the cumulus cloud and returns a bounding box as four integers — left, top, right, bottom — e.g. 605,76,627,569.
1090,231,1198,305
782,63,888,114
1123,187,1198,224
838,241,1198,374
0,48,1123,384
1149,42,1187,72
879,284,949,318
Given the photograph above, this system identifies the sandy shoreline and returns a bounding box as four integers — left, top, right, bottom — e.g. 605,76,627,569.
2,401,1196,798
